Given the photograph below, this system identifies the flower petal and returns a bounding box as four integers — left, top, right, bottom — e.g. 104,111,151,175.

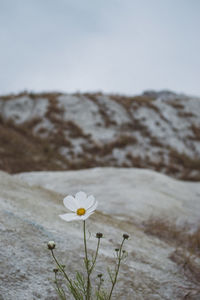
59,213,81,222
84,195,95,210
75,191,87,206
80,211,94,220
86,200,98,215
63,195,79,212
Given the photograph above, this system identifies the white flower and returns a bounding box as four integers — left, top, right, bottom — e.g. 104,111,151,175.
59,191,98,222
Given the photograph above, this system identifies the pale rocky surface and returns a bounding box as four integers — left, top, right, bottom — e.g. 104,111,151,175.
0,168,200,299
16,167,200,225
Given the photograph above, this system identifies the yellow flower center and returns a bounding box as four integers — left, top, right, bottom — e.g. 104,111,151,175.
77,208,86,216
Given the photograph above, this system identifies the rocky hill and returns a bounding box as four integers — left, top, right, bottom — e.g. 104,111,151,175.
0,168,200,299
0,91,200,180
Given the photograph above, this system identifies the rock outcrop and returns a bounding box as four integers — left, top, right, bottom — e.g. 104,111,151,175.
0,168,200,299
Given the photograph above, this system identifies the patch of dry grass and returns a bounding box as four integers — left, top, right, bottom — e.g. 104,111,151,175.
190,124,200,140
169,149,200,181
84,93,117,127
167,101,185,110
143,219,200,252
110,94,160,116
178,111,195,118
83,135,137,157
0,117,69,173
144,218,200,295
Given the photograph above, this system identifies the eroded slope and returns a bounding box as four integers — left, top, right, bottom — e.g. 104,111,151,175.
0,91,200,180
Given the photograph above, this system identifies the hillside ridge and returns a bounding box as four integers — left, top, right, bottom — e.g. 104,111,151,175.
0,90,200,180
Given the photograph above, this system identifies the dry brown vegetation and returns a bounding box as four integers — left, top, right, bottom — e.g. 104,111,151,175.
0,118,69,173
178,111,195,118
83,135,137,157
167,101,185,110
0,90,63,101
143,219,200,253
169,149,200,181
171,249,200,299
84,93,117,127
190,124,200,140
143,218,200,297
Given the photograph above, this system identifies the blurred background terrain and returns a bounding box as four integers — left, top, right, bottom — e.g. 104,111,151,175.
0,90,200,181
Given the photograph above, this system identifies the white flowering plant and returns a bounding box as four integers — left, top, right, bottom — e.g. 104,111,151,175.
48,191,129,300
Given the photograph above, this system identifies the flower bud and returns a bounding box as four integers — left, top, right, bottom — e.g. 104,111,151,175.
123,234,129,240
53,268,59,273
47,241,56,250
96,232,103,239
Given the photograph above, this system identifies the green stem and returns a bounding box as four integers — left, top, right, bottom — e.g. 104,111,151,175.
107,238,125,300
89,237,100,274
51,250,78,299
54,272,66,300
96,277,103,300
83,220,91,300
51,250,71,284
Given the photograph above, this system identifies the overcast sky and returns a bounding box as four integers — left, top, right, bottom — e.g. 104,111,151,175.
0,0,200,96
